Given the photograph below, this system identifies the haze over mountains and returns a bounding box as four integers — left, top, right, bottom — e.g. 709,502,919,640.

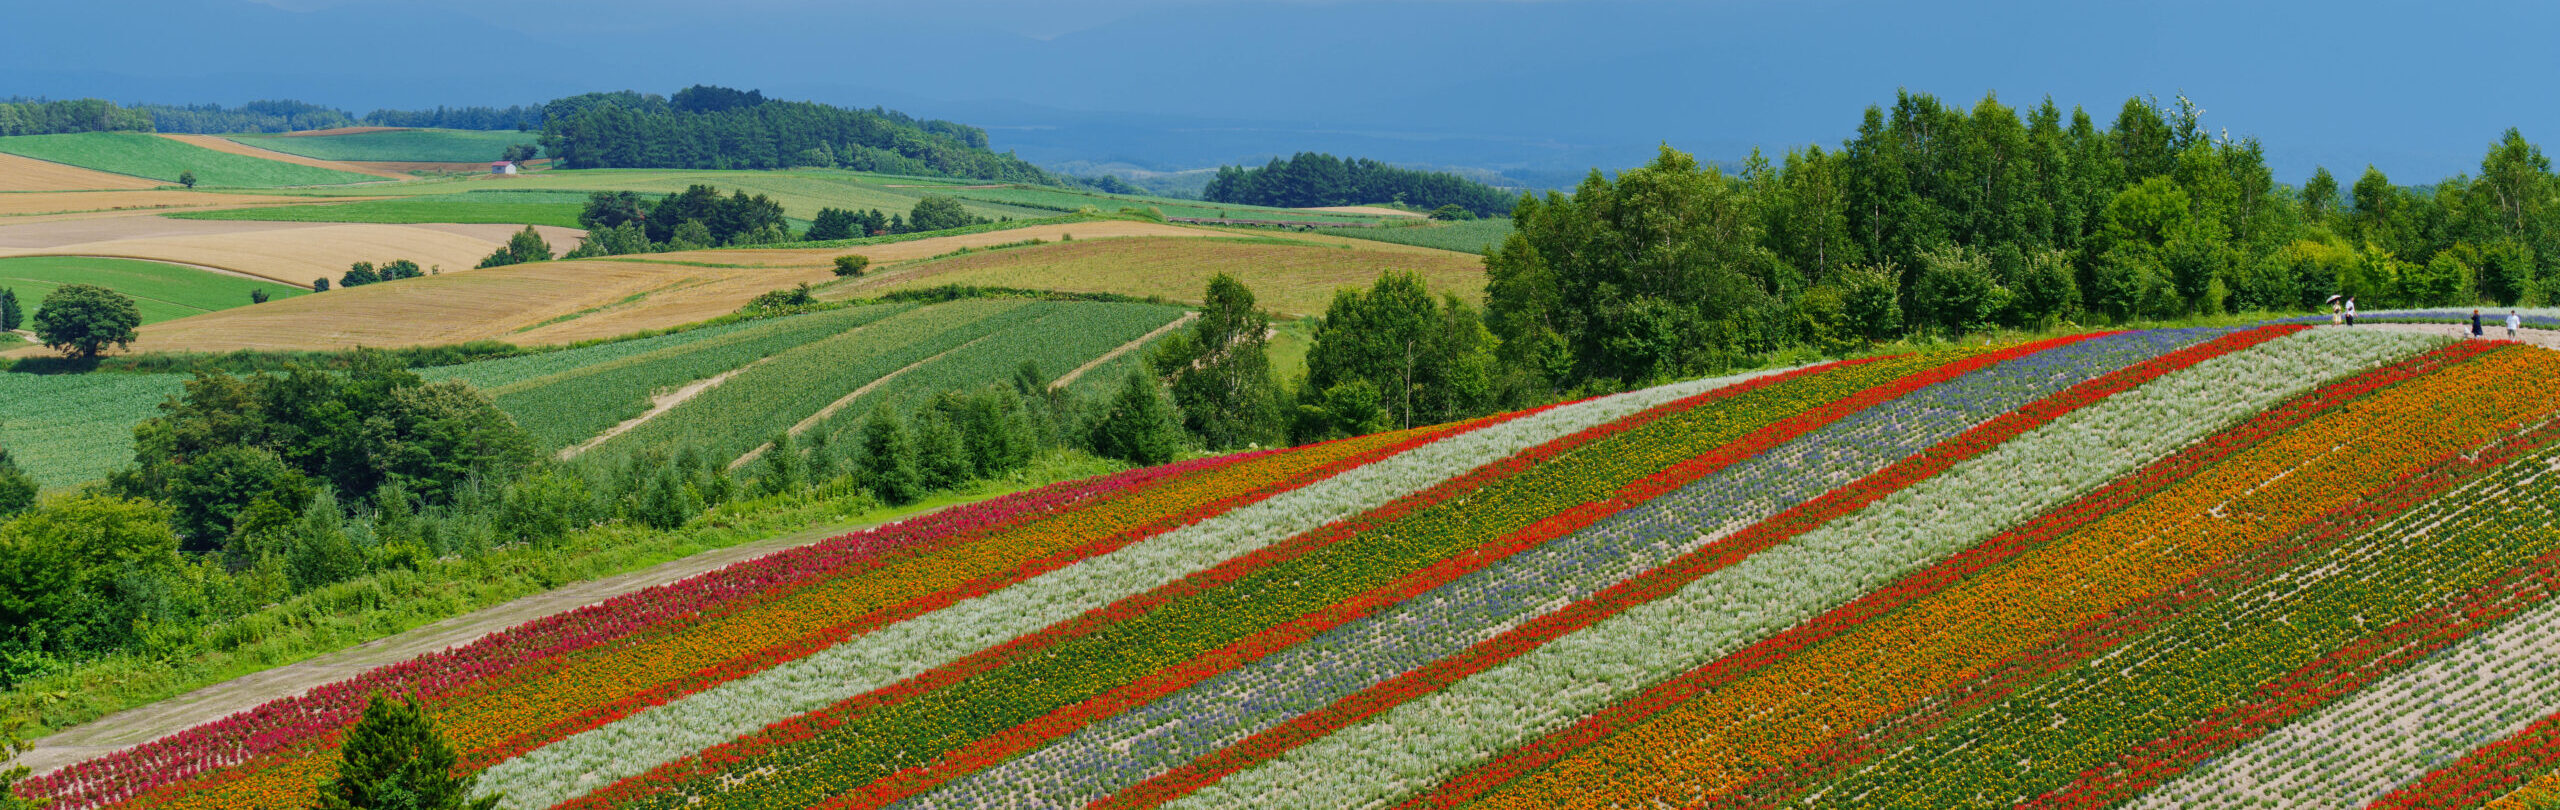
11,0,2558,186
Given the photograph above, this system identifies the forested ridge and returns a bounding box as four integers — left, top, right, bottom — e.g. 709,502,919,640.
537,86,1053,181
1205,152,1517,217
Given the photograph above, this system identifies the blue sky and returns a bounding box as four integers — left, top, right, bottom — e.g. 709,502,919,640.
7,0,2556,183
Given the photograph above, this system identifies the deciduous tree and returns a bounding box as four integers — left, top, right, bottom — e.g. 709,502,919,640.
30,284,140,360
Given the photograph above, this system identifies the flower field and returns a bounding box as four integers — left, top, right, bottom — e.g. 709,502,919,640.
31,326,2560,809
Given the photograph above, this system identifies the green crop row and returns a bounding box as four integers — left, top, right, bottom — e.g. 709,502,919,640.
1325,218,1516,254
599,299,1049,463
424,305,917,451
815,301,1188,444
0,132,381,187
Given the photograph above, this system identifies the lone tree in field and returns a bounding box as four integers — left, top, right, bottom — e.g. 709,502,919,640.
250,288,270,304
177,170,197,189
312,693,498,810
313,278,330,292
0,288,20,332
832,255,869,277
31,284,141,360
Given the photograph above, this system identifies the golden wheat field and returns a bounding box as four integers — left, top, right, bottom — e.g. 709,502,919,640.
0,152,161,192
0,221,585,285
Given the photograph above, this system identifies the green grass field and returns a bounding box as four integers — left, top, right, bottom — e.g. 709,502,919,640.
167,190,589,228
0,372,188,489
1326,218,1515,254
424,304,920,451
227,129,536,163
597,299,1053,463
0,256,309,325
0,133,384,187
940,185,1384,223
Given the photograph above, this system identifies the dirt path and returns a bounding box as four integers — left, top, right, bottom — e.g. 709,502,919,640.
1051,311,1196,390
556,358,772,461
15,505,964,777
2335,322,2560,351
727,333,1002,470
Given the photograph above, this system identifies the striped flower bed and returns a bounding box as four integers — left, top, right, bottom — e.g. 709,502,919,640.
51,327,2560,810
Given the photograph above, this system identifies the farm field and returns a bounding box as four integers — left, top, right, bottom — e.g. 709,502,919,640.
0,256,307,324
225,128,534,163
936,185,1385,224
0,191,329,219
592,298,1182,465
0,152,161,192
263,169,1059,223
0,133,385,188
0,371,187,489
0,221,585,294
153,135,409,180
168,190,589,228
424,303,923,452
827,234,1489,315
1326,216,1517,254
35,327,2560,809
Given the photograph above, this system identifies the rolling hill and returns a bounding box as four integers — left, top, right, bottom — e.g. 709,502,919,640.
26,325,2560,809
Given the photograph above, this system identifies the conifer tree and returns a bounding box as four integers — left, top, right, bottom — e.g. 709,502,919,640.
312,693,497,810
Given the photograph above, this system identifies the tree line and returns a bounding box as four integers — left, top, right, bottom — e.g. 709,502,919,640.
537,85,1053,182
0,97,152,136
1204,152,1518,217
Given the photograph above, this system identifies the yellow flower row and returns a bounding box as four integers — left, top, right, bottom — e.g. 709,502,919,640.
1473,344,2560,809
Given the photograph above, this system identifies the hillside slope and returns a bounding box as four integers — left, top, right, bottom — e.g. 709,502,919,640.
30,327,2560,810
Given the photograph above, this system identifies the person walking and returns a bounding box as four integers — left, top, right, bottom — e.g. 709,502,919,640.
2331,299,2343,325
2511,310,2524,338
2345,297,2358,326
2473,308,2486,338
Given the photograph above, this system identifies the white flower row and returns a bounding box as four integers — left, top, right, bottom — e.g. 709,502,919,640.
1173,329,2443,810
2129,485,2560,807
471,364,1792,809
907,330,2223,808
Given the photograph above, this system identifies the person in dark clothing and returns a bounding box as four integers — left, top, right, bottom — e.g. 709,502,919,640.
2474,309,2486,338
